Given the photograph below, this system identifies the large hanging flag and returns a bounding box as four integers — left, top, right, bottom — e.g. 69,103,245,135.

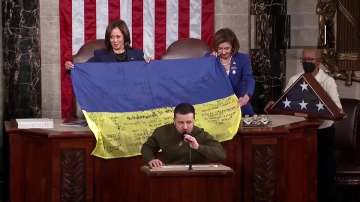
60,0,214,118
71,57,241,159
268,73,344,120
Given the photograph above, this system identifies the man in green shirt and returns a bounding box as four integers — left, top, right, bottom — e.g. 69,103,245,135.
141,103,226,168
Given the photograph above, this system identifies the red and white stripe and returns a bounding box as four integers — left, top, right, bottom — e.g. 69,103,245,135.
67,0,214,58
60,0,214,118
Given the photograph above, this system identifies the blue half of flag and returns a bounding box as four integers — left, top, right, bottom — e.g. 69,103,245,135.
71,57,234,112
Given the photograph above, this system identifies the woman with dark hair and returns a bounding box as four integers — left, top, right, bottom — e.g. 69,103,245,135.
208,28,255,116
65,19,144,69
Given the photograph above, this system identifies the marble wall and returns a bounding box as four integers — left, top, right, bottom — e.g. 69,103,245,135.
215,0,250,53
286,0,319,83
0,0,3,127
2,0,41,118
288,0,319,47
39,0,61,118
0,0,4,199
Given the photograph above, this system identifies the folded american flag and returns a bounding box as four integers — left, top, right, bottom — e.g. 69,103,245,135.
268,73,343,120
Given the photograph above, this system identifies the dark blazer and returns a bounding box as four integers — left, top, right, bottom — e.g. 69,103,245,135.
141,123,226,164
87,48,144,62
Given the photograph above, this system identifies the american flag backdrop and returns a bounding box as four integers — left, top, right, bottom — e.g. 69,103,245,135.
269,73,343,120
59,0,215,118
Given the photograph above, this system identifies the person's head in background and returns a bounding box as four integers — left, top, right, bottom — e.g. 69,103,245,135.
212,28,240,60
174,103,195,135
301,49,322,76
104,19,131,53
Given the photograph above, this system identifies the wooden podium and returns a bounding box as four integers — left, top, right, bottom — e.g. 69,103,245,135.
6,115,320,202
140,164,234,202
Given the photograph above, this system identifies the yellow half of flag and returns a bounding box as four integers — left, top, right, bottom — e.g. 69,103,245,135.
84,95,241,159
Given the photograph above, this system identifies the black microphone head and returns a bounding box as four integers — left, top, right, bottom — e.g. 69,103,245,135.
181,132,186,139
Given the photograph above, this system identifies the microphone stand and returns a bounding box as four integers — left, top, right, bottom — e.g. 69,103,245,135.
188,142,192,170
183,132,192,170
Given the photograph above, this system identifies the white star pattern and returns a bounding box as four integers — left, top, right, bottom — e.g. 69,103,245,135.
300,81,309,91
282,97,291,108
299,100,308,110
316,101,325,111
270,77,335,117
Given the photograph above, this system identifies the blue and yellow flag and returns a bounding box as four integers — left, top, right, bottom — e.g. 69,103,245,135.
71,57,241,159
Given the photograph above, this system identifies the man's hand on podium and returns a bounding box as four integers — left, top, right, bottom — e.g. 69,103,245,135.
148,159,164,168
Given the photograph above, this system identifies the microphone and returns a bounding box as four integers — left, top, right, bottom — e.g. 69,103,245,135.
181,132,186,140
178,132,186,147
183,132,192,170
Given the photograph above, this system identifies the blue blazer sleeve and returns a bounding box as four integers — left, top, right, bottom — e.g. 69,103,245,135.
204,52,255,97
204,52,255,115
230,53,255,98
239,53,255,97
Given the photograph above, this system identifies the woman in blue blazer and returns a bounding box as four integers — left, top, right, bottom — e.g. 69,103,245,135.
209,28,255,116
65,19,144,69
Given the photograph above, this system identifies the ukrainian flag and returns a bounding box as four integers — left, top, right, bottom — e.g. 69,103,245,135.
71,57,241,159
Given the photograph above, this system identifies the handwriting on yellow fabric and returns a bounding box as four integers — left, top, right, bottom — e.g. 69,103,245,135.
85,95,241,159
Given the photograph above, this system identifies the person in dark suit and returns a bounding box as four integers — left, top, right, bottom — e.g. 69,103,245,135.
207,28,255,116
141,103,226,168
65,19,144,69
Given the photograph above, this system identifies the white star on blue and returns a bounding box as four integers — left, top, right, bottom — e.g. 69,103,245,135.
282,97,291,108
316,101,325,111
299,100,308,110
300,81,309,91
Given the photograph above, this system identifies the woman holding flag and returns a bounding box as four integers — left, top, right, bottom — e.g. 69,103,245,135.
208,28,255,116
65,19,145,69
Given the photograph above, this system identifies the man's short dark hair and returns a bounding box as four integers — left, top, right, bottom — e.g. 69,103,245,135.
174,103,195,118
